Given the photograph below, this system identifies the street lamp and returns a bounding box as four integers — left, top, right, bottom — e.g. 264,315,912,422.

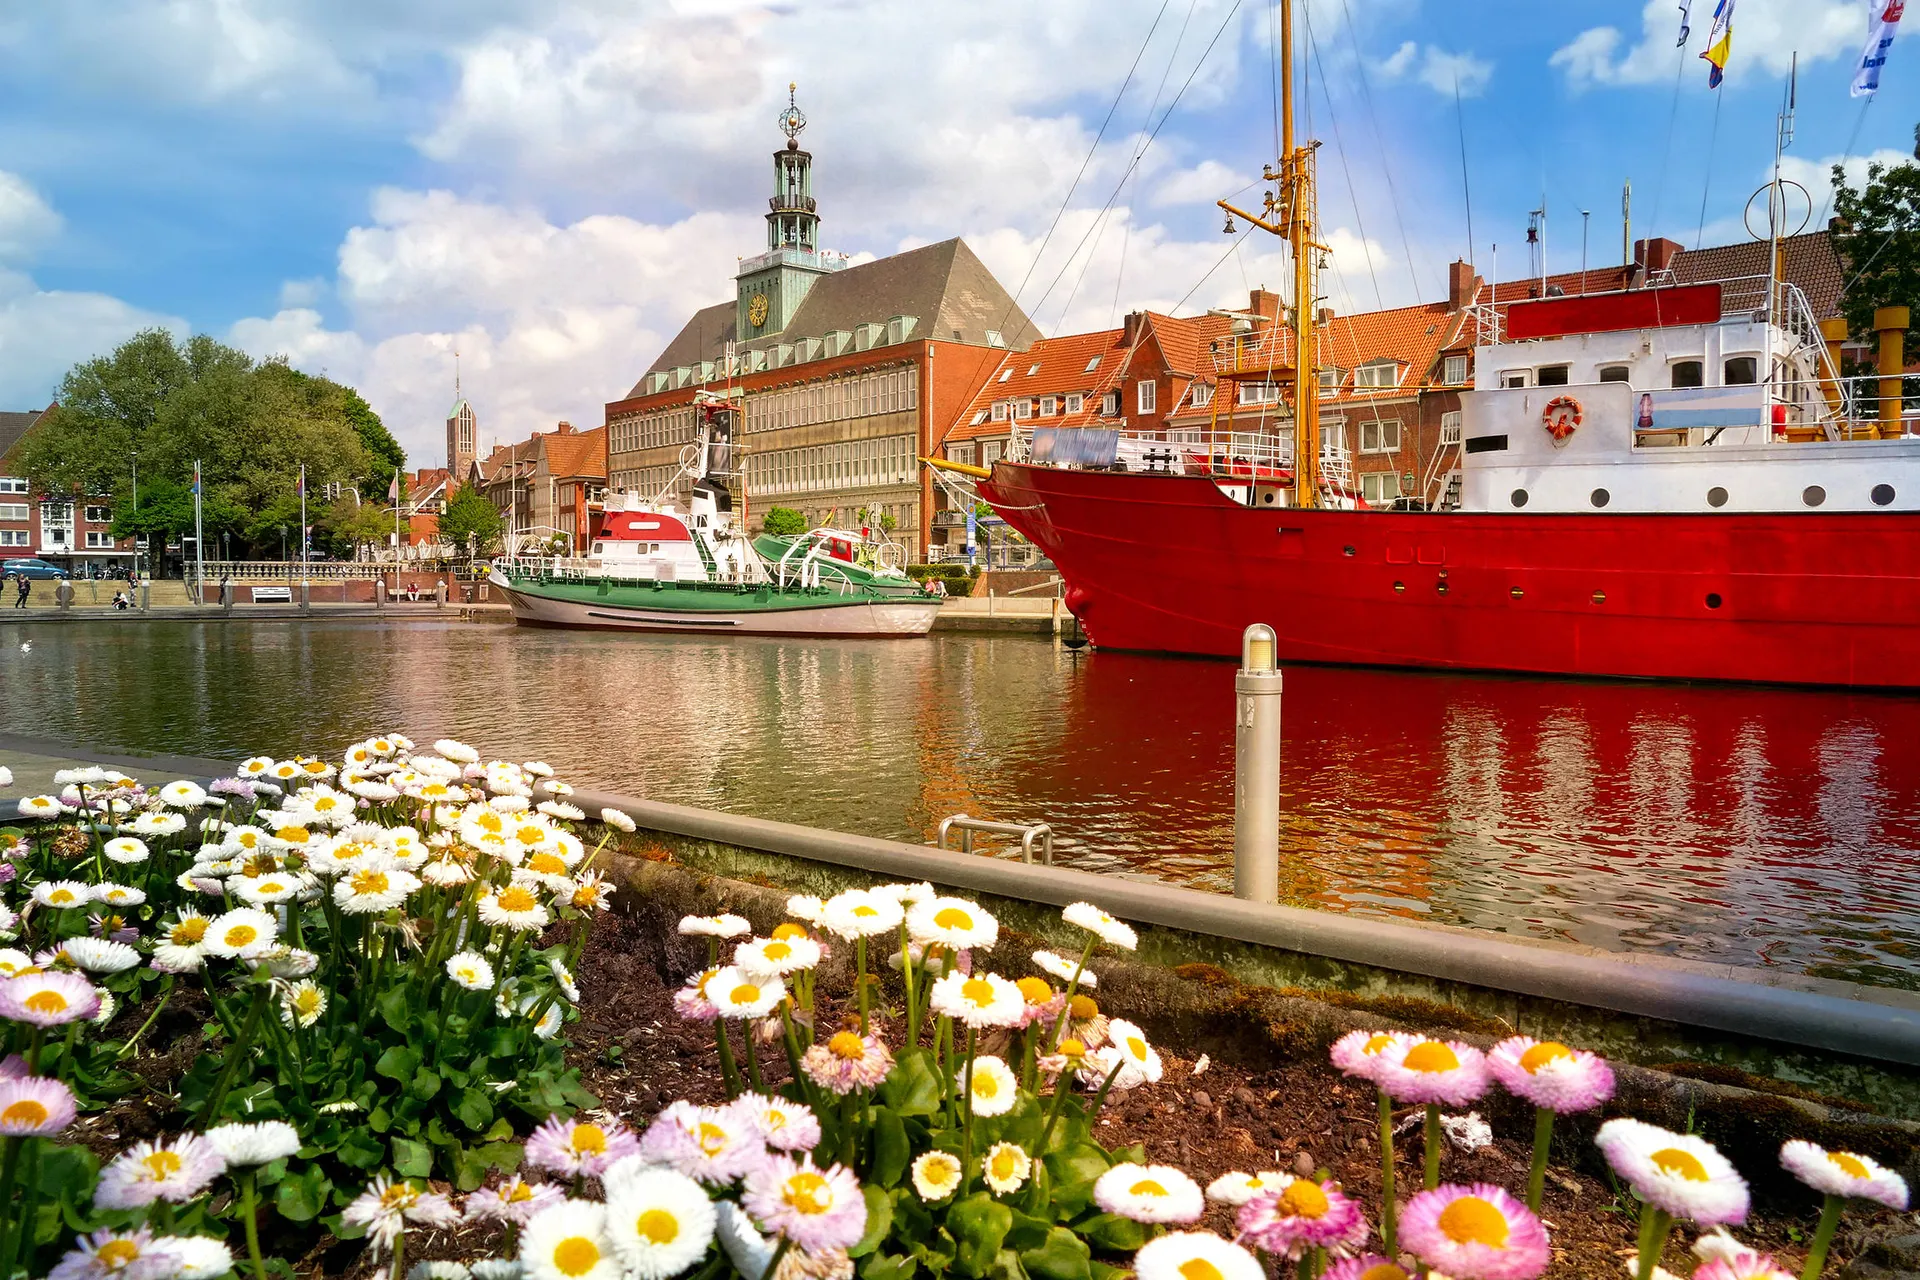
279,524,288,563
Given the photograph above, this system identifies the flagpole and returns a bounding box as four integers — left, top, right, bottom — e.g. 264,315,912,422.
193,459,204,605
299,464,308,590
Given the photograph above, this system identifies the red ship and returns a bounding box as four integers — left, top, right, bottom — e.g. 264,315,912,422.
967,2,1920,690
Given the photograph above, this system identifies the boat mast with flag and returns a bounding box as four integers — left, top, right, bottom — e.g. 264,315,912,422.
966,0,1920,688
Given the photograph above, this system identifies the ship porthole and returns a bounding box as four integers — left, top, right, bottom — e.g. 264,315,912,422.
1590,488,1610,508
1510,488,1529,508
1707,486,1728,508
1872,483,1896,506
1803,484,1827,507
1342,545,1356,557
1392,581,1405,594
1706,592,1723,609
1591,590,1607,605
1510,587,1525,600
1436,581,1449,595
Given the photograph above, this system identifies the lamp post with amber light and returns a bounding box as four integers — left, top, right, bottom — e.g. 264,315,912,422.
1234,623,1282,902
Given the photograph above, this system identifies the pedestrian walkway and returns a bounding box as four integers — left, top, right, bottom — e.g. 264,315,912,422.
0,732,231,798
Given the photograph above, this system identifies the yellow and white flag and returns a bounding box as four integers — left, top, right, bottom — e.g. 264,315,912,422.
1699,0,1735,87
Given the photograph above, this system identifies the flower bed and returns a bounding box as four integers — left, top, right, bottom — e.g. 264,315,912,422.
0,738,1910,1280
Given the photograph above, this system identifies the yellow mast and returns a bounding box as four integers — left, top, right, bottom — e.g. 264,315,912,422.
1217,0,1324,506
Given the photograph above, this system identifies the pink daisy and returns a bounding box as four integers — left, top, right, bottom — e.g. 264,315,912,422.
0,970,101,1026
1693,1252,1794,1280
0,1074,76,1135
1321,1259,1412,1280
673,968,721,1022
727,1094,823,1152
800,1031,893,1095
47,1228,179,1280
1375,1038,1490,1107
1399,1184,1550,1280
1485,1037,1614,1114
1329,1029,1412,1085
639,1102,766,1185
742,1154,867,1251
523,1115,639,1179
1235,1176,1369,1260
94,1133,226,1208
465,1174,564,1226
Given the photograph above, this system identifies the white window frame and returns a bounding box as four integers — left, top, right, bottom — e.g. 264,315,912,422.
1361,472,1404,504
1500,370,1529,389
981,441,1004,466
1440,411,1463,446
990,401,1010,422
1317,369,1340,392
998,368,1013,383
1136,379,1156,413
1101,391,1121,416
1442,354,1468,385
1065,393,1084,414
1191,383,1214,408
969,411,987,426
1353,362,1401,389
1359,419,1402,454
1238,382,1281,406
0,530,28,547
0,478,25,495
1040,395,1058,417
1027,363,1041,376
1013,400,1034,420
0,504,26,521
1084,355,1101,372
85,531,115,549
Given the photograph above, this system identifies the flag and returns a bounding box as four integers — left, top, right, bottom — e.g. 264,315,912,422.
1700,0,1734,87
190,461,200,496
1853,0,1905,97
388,469,400,503
1677,0,1691,46
294,470,304,495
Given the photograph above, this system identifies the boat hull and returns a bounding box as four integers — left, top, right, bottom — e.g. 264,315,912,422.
980,461,1920,688
490,572,942,637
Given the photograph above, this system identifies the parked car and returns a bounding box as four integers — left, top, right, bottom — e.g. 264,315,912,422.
2,558,70,581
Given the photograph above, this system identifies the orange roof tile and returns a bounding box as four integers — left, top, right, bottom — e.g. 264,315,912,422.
945,328,1128,441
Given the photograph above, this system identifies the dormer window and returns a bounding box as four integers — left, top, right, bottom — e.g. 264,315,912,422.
991,401,1010,422
1065,393,1084,414
1191,383,1214,408
1014,400,1034,420
1101,390,1121,416
985,330,1006,348
1040,395,1058,416
1442,354,1468,385
970,411,988,425
1318,369,1341,392
1353,361,1401,389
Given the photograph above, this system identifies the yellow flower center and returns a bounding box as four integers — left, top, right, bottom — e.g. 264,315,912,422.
507,1183,534,1203
771,923,807,941
48,889,76,905
552,1237,601,1277
571,1124,608,1155
1358,1267,1410,1280
515,826,546,846
1129,1179,1168,1197
1651,1148,1711,1182
97,1241,142,1268
924,1157,958,1187
636,1208,679,1244
973,1072,1001,1099
237,832,259,848
961,977,996,1006
765,941,792,960
528,853,567,875
1126,1035,1148,1060
1519,1042,1573,1073
2,1099,50,1126
294,990,322,1016
1179,1262,1224,1280
276,826,311,844
1828,1151,1871,1179
828,1031,866,1060
1403,1041,1461,1073
24,991,69,1015
852,904,877,919
1363,1033,1396,1055
303,761,327,774
1068,994,1098,1020
697,1123,728,1155
224,925,259,949
497,887,537,912
1016,977,1053,1004
1278,1180,1329,1218
1058,1038,1087,1058
729,983,761,1006
934,906,974,930
990,1149,1021,1180
1437,1195,1510,1247
141,1151,184,1179
476,812,504,833
784,1171,832,1214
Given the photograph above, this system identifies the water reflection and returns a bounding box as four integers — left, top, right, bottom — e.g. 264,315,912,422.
2,620,1916,987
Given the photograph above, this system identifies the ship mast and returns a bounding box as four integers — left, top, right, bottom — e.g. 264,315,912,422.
1218,0,1323,506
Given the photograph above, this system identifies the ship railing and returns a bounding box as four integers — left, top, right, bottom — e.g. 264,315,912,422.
1830,373,1920,439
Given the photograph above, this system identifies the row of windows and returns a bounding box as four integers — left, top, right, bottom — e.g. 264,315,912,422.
0,502,114,525
1499,356,1759,390
0,530,27,546
610,466,685,499
744,367,919,434
745,435,915,497
945,440,1005,468
0,478,25,495
609,405,700,456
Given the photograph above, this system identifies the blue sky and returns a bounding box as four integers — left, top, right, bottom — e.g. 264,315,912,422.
0,0,1911,467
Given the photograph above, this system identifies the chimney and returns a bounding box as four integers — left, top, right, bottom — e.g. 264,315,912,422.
556,420,575,434
1632,236,1682,278
1249,288,1282,320
1122,311,1146,346
1316,307,1336,326
1447,259,1476,311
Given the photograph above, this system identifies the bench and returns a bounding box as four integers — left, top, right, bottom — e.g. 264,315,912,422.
249,586,294,603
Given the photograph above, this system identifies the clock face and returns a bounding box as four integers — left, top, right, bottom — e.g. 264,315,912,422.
748,293,770,328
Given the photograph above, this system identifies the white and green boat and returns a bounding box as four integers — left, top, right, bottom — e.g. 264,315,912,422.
489,401,941,637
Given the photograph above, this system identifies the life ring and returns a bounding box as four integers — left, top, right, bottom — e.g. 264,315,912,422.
1542,395,1582,445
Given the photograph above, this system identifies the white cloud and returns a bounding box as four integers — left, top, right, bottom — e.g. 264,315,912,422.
0,171,60,262
1374,40,1492,96
0,270,183,408
1154,160,1254,207
1552,0,1861,89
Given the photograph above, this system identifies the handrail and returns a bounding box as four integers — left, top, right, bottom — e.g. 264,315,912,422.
937,814,1055,866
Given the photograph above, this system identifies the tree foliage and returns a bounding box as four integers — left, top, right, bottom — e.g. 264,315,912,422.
1831,137,1920,348
17,329,403,557
761,505,807,537
437,484,505,555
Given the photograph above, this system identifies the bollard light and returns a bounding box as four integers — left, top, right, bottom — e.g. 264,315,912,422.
1242,622,1276,672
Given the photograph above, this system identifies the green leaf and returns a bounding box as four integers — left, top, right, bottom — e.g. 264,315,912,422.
275,1165,333,1222
1002,1210,1050,1254
1078,1214,1145,1253
336,1128,385,1171
454,1140,524,1191
870,1107,910,1188
882,1049,944,1117
379,986,413,1033
850,1184,894,1258
407,1070,442,1102
392,1137,434,1179
375,1045,420,1081
454,1088,495,1132
948,1193,1013,1279
1019,1229,1090,1280
1041,1143,1111,1217
861,1255,919,1280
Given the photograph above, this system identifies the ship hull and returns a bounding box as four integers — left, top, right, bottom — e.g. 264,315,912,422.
491,572,941,637
980,461,1920,689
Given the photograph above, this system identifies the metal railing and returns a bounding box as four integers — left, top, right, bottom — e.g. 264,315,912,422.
1831,373,1920,436
936,814,1054,866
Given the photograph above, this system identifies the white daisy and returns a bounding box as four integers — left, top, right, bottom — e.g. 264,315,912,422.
981,1142,1031,1195
907,897,999,951
911,1151,963,1202
1092,1164,1205,1224
160,781,208,809
1062,902,1138,950
103,837,150,865
821,889,904,941
706,966,786,1019
521,1199,617,1280
1032,950,1096,988
600,808,637,833
202,908,279,959
434,740,480,764
32,881,89,909
17,795,66,818
46,937,141,974
1779,1140,1908,1209
205,1120,302,1167
333,866,420,914
91,883,146,908
1596,1119,1750,1225
929,970,1026,1029
958,1055,1019,1117
678,914,751,939
1104,1020,1164,1087
280,979,328,1029
448,951,497,990
604,1167,717,1280
734,935,823,979
478,885,551,932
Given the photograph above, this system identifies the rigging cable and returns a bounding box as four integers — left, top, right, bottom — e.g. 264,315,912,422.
1694,85,1725,250
1649,43,1689,232
993,0,1174,335
1306,9,1386,309
1107,0,1206,327
1817,95,1873,228
1019,0,1247,327
1337,0,1428,299
1455,75,1474,267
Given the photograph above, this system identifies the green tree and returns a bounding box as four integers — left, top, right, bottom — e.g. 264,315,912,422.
762,505,806,536
1831,140,1920,353
438,484,505,555
320,495,398,559
341,387,405,496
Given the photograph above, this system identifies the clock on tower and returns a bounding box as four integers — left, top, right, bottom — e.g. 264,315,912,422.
748,293,770,329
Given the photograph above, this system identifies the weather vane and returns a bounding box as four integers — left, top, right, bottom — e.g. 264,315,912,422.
779,82,807,144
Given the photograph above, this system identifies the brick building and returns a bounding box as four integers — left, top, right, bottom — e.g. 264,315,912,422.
470,423,606,554
604,89,1034,559
0,408,136,573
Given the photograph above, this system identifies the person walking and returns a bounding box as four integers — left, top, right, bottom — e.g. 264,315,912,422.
13,574,28,609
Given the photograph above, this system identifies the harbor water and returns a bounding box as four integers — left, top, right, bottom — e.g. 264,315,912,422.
4,618,1917,989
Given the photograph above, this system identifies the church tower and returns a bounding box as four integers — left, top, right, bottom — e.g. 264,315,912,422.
735,84,844,341
447,357,477,481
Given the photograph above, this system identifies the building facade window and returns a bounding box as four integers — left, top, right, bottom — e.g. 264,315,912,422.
0,530,28,547
737,366,921,434
1013,400,1033,420
1065,393,1084,414
948,443,976,466
85,532,115,549
1318,369,1340,392
1239,382,1282,406
1358,419,1402,454
0,504,26,521
1353,362,1400,389
991,402,1010,422
1724,356,1759,385
740,435,916,498
85,506,110,523
1440,411,1463,446
0,478,26,495
1040,396,1057,416
1361,472,1404,504
1101,391,1120,415
1191,383,1214,408
981,441,1003,466
1442,355,1468,385
1136,380,1156,413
